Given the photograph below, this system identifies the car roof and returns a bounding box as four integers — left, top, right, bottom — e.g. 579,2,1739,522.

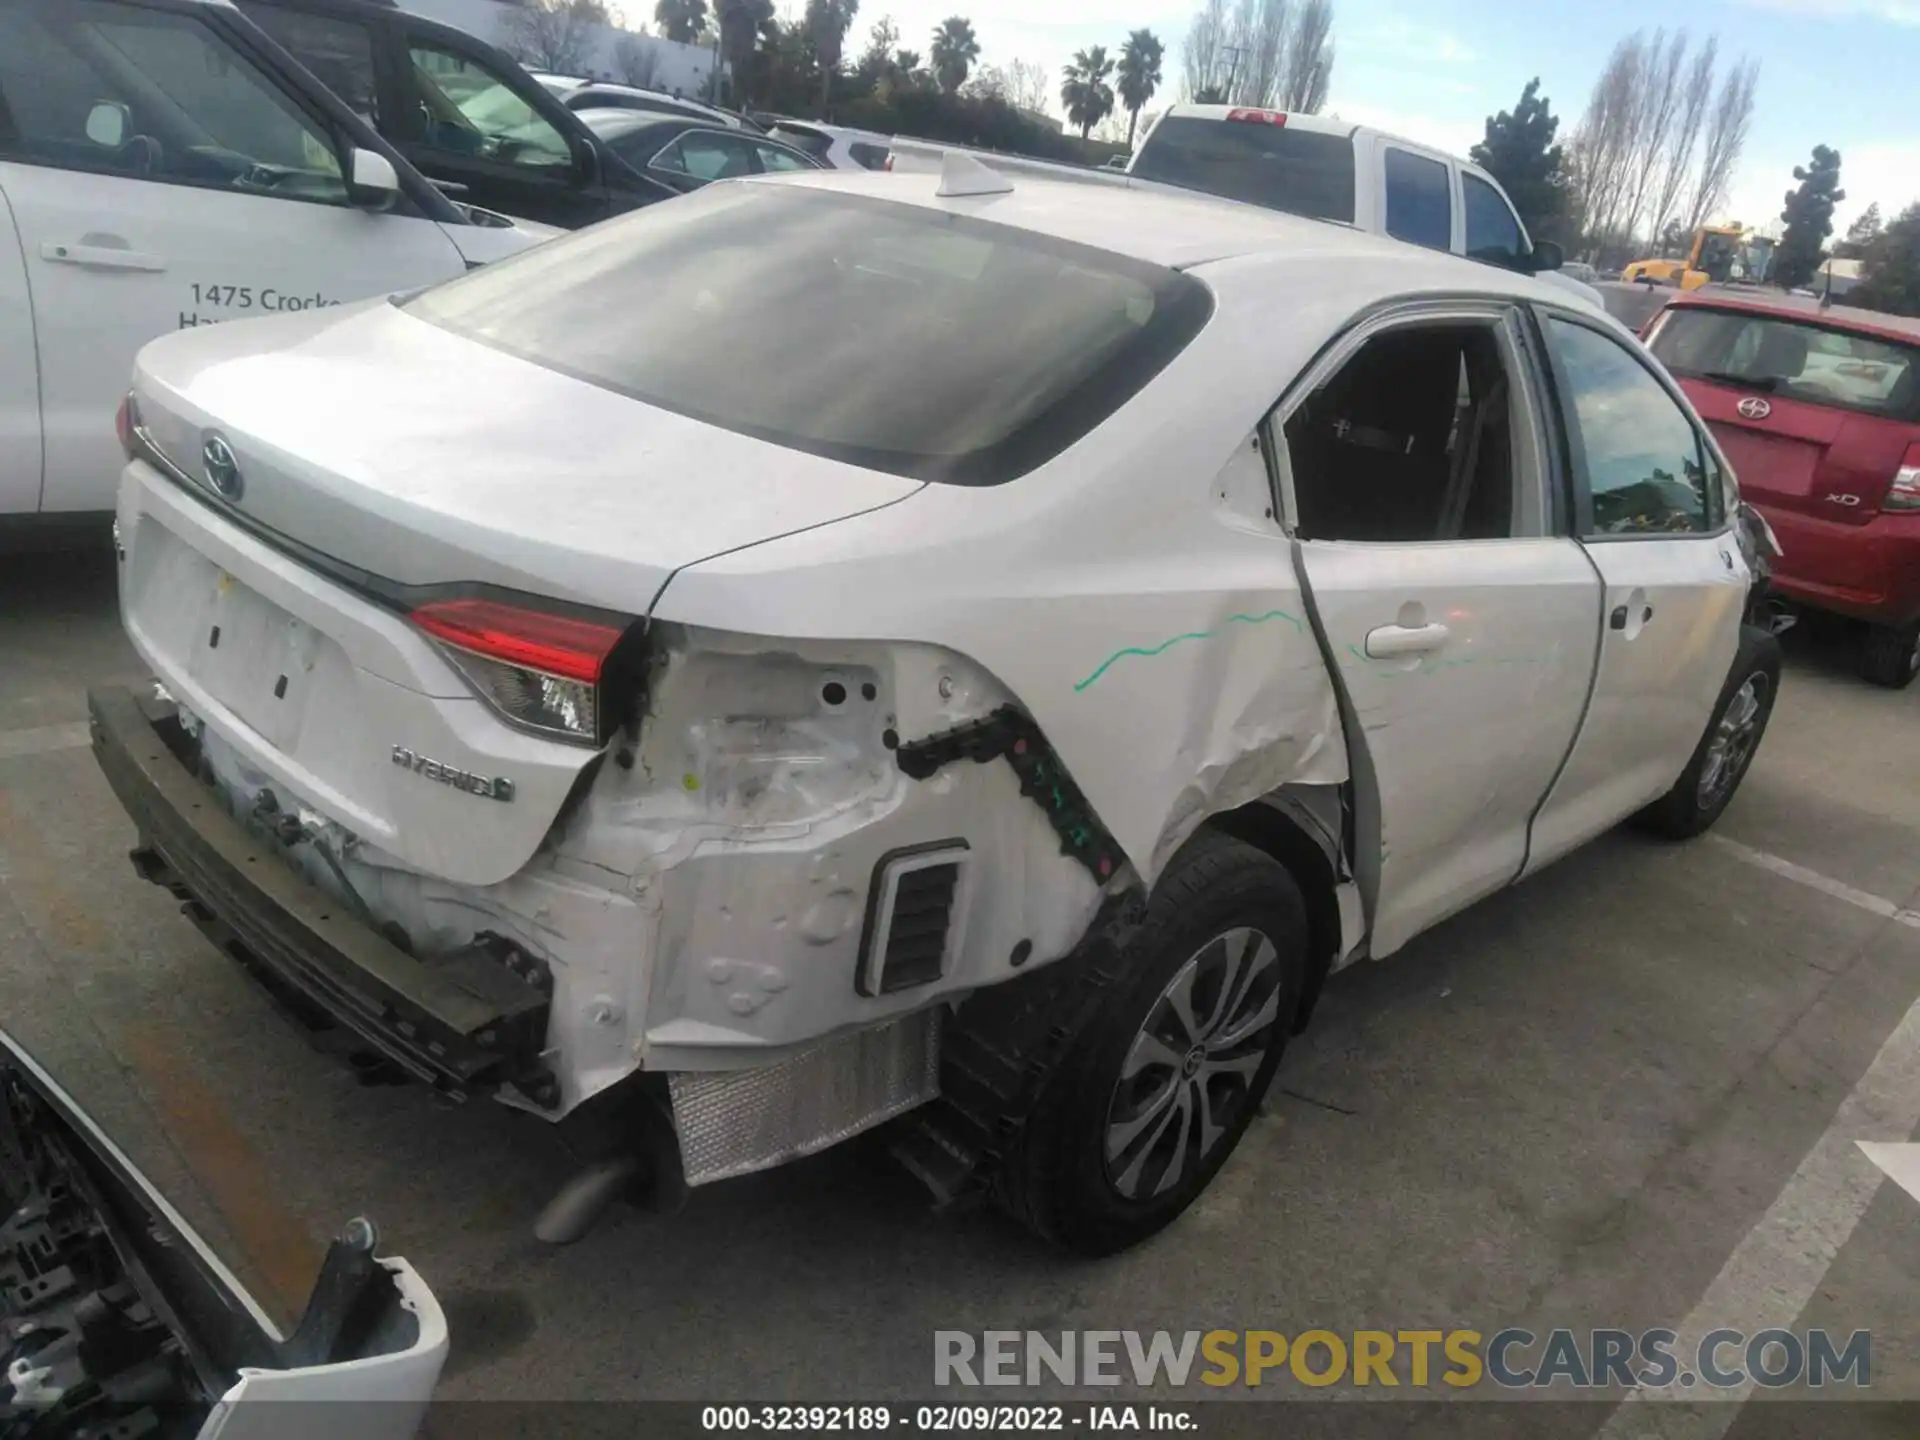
1157,104,1359,140
768,120,893,144
1666,289,1920,347
766,169,1577,299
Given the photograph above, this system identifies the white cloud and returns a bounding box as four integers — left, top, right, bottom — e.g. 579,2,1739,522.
1734,0,1920,22
1321,101,1482,159
1353,19,1476,64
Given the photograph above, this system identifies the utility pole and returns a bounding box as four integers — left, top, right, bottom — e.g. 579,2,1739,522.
1219,42,1246,104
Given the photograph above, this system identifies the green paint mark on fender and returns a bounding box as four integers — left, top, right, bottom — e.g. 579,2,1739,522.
1074,608,1305,693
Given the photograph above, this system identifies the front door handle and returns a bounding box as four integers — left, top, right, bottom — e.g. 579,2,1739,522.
41,241,165,272
1365,622,1451,658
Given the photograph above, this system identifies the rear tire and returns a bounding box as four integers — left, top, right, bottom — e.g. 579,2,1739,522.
1858,619,1920,690
1634,624,1781,840
996,830,1307,1256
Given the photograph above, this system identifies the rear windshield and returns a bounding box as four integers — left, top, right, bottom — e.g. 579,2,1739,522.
768,124,830,159
1130,116,1355,223
1650,307,1920,422
403,184,1213,485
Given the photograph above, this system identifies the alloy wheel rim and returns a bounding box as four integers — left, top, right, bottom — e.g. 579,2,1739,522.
1103,926,1282,1201
1697,673,1767,808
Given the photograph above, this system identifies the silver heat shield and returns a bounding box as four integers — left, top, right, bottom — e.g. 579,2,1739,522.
667,1011,942,1186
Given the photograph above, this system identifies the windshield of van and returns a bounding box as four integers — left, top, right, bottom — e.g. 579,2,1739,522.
1650,308,1920,422
1129,116,1356,223
403,185,1214,485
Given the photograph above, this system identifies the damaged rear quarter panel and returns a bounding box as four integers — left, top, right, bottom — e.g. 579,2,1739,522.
645,281,1357,891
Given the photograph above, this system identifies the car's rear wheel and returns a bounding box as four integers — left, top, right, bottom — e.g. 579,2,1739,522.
1858,619,1920,690
996,830,1306,1255
1635,624,1781,839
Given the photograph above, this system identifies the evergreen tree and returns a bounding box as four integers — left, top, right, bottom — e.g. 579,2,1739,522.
1470,79,1567,241
1774,145,1845,290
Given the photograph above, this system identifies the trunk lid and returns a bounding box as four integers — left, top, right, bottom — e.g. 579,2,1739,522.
123,302,922,886
131,300,923,614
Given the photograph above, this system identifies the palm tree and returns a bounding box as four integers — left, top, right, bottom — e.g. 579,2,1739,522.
714,0,773,105
1116,29,1163,149
655,0,708,45
929,16,979,95
1060,45,1115,140
806,0,860,115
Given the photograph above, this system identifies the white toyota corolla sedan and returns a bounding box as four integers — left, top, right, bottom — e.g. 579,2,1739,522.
93,158,1779,1254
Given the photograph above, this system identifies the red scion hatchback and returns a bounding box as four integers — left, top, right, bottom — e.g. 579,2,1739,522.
1646,292,1920,687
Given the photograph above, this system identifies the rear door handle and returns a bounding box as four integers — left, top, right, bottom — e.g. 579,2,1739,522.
41,241,165,272
1365,622,1451,658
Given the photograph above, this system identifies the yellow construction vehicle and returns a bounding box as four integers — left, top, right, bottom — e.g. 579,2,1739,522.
1622,223,1750,289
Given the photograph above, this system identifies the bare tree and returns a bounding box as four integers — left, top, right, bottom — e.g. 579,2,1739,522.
1005,58,1051,114
1227,0,1288,107
1181,0,1229,101
498,0,600,73
1685,57,1759,232
615,33,661,86
1610,29,1689,246
1645,37,1716,245
1569,33,1648,254
1280,0,1332,112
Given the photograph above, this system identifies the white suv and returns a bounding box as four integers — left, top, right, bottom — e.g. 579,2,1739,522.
0,0,553,534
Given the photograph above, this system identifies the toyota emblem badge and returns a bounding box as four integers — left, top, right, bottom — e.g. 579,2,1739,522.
1736,396,1772,420
201,434,243,501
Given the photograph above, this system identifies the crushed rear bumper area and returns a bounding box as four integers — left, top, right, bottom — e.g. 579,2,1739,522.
87,685,558,1107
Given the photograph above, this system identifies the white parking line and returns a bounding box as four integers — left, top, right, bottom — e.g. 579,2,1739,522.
1595,841,1920,1438
1711,835,1920,930
0,721,91,762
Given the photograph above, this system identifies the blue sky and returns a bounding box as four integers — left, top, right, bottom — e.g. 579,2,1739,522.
870,0,1918,234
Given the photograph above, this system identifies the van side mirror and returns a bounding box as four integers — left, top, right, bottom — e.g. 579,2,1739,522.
85,101,130,150
1526,239,1564,274
348,147,400,208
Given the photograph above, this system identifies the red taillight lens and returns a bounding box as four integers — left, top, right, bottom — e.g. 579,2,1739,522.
116,392,139,460
412,598,623,683
1888,443,1920,512
1226,107,1286,125
884,152,895,171
411,597,630,744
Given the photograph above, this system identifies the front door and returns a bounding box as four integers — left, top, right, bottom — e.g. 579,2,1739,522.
0,185,39,515
0,0,467,514
1281,306,1601,956
1525,309,1748,873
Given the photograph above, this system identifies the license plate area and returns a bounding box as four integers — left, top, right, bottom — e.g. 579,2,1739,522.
189,568,324,750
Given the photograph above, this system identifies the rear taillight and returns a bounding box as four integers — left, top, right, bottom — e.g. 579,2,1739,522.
1888,443,1920,512
410,596,631,745
884,152,895,171
116,392,140,460
1226,107,1286,125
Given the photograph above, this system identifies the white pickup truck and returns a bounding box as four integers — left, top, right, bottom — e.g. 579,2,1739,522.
0,0,552,538
890,104,1606,311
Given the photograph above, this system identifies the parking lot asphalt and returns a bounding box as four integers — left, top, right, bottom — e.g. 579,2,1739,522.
5,544,1920,1435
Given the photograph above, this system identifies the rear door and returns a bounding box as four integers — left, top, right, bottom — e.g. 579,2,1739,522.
0,183,38,515
1279,301,1602,956
1525,308,1747,872
391,22,608,228
0,0,467,515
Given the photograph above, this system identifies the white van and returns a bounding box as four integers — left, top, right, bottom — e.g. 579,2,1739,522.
0,0,554,535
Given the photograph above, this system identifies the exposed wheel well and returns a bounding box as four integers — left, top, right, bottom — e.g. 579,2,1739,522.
1203,801,1343,1033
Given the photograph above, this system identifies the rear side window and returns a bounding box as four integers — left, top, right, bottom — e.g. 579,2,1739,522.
1649,308,1920,423
849,141,891,170
1461,172,1525,267
404,185,1213,485
1130,116,1355,223
1547,316,1714,536
1384,148,1451,251
768,125,831,160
